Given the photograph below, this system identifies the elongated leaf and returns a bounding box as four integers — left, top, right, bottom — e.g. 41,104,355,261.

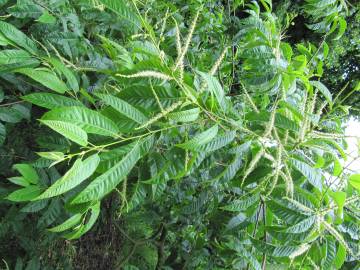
40,120,88,146
48,213,82,232
16,68,69,93
198,72,227,111
323,237,337,269
310,81,332,106
13,163,39,184
290,158,322,190
349,174,360,191
177,125,218,150
48,58,79,92
99,0,141,30
64,202,100,239
96,93,148,124
334,243,346,269
168,108,200,122
22,93,82,109
71,143,141,204
221,194,260,212
35,154,100,200
197,131,236,152
8,176,30,187
283,215,316,233
6,185,41,202
42,106,119,137
0,21,38,54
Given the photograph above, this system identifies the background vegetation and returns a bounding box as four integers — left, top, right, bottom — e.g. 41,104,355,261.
0,0,359,269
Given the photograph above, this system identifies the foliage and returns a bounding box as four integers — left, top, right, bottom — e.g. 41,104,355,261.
0,0,359,269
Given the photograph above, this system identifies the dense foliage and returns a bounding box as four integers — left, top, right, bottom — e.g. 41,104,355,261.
0,0,359,269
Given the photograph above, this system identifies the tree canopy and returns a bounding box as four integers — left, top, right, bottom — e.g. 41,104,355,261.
0,0,359,269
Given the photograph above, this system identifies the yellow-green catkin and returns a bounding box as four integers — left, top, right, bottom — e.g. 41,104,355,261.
174,10,200,70
116,71,173,81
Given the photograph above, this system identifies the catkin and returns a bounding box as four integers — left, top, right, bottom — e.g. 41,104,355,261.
242,148,264,186
116,71,173,81
174,10,200,70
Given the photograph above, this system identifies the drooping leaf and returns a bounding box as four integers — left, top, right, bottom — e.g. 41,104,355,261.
42,106,119,137
48,213,83,233
71,142,141,204
96,93,148,124
177,125,218,150
0,21,38,54
40,120,88,146
6,185,41,202
16,68,69,93
13,163,39,184
35,154,100,200
22,93,83,109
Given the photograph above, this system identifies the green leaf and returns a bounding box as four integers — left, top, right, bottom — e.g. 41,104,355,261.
333,17,347,40
96,93,148,124
42,106,119,137
71,142,141,204
8,3,44,18
13,163,39,184
0,21,38,54
6,185,41,202
37,11,56,24
0,122,5,145
177,125,218,150
323,237,337,269
196,131,236,152
40,120,88,146
198,72,227,111
349,174,360,191
48,213,82,232
16,68,69,93
334,243,346,269
99,0,141,30
36,151,64,161
22,93,83,109
283,215,316,233
7,176,30,187
48,58,79,92
290,158,322,190
35,154,100,200
310,81,333,106
221,194,260,212
64,202,101,239
168,108,200,122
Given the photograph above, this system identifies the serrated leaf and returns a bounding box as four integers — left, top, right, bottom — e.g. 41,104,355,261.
310,81,333,106
71,143,141,204
168,108,200,122
99,0,141,31
221,194,260,212
290,158,322,190
22,93,83,109
323,236,337,269
64,202,100,239
16,68,68,93
0,21,38,54
13,163,39,184
7,176,30,187
96,93,148,124
35,154,100,200
48,213,82,232
48,58,79,92
197,131,236,152
177,125,218,150
349,174,360,191
42,106,119,137
283,215,316,233
40,120,88,146
6,185,41,202
0,122,5,145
